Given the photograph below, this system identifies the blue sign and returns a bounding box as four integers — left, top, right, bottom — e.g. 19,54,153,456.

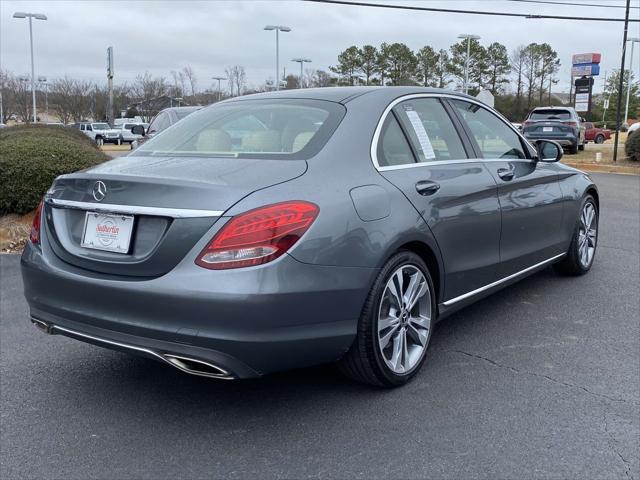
571,63,600,77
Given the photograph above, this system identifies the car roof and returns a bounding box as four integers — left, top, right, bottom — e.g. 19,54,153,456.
222,86,476,105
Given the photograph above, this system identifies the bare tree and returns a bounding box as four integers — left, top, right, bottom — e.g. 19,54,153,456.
49,76,94,123
170,70,185,98
225,66,247,97
182,65,197,97
0,70,20,123
130,72,169,122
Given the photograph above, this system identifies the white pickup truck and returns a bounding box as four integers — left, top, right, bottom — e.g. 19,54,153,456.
77,122,122,146
116,122,148,144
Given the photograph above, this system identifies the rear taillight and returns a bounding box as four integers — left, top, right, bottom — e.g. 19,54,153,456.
196,201,319,270
30,200,43,245
562,121,578,127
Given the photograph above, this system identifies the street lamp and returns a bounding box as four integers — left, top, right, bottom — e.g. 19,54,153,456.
38,76,48,121
291,58,311,88
458,33,480,94
624,37,640,127
13,12,47,123
211,76,226,102
264,25,291,91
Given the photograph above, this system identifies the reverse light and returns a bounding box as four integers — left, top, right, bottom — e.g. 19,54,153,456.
30,200,44,244
196,201,319,270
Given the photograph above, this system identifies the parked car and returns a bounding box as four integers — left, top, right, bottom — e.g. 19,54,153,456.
22,87,599,387
627,122,640,137
522,106,586,154
116,122,147,144
583,122,611,144
77,122,122,146
131,106,200,149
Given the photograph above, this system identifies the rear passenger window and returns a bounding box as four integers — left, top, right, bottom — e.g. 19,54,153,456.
377,116,416,167
451,99,527,159
393,98,467,162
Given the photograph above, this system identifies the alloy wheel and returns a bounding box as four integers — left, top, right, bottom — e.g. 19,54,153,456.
377,265,432,374
578,202,597,268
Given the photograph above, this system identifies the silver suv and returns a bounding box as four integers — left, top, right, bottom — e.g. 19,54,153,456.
522,107,586,154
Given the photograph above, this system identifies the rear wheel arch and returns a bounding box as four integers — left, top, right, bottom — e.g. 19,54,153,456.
586,186,599,210
396,241,442,305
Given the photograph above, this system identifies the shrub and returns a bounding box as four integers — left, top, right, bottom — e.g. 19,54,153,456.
625,130,640,161
0,124,110,214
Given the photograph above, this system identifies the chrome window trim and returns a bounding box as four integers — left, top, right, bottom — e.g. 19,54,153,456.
45,198,224,218
370,93,536,172
442,253,566,306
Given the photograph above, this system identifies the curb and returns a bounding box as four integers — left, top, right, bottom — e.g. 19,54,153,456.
562,162,639,175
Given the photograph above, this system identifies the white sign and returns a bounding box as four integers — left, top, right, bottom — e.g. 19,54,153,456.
603,98,609,110
575,93,589,103
575,102,589,113
476,89,495,108
405,110,436,160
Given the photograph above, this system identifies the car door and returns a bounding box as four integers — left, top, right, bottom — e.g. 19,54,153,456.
374,96,502,302
448,99,565,276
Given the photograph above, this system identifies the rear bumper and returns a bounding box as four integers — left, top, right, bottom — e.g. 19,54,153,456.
21,242,377,378
523,133,577,147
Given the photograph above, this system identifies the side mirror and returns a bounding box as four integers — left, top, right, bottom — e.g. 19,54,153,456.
131,125,145,136
580,117,586,123
535,140,563,163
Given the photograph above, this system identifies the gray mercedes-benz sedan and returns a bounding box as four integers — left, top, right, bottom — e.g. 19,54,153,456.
22,87,599,387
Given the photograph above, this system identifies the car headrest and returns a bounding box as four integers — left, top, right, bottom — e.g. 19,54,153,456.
195,129,232,152
241,130,281,152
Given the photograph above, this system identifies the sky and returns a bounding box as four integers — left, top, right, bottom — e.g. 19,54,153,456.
1,0,638,95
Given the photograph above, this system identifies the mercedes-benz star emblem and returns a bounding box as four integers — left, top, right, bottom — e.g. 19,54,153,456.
92,181,107,202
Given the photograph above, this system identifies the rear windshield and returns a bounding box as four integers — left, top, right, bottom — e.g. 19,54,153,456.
529,109,572,120
135,99,345,159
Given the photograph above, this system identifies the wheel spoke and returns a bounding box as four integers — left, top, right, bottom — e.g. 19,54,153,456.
390,331,403,371
379,324,399,349
408,323,428,347
404,273,427,311
378,315,400,332
388,271,404,308
409,314,430,329
401,328,409,371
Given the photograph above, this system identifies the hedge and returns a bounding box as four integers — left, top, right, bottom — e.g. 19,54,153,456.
0,124,110,214
625,130,640,162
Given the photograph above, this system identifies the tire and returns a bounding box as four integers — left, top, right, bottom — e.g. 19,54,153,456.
578,143,585,151
554,195,598,276
116,137,122,146
339,251,436,387
96,137,103,146
595,135,605,144
569,143,579,154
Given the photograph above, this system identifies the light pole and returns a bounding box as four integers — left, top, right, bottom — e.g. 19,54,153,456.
13,12,47,123
458,33,480,94
624,37,639,128
264,25,291,91
212,76,226,102
38,76,48,121
291,58,311,88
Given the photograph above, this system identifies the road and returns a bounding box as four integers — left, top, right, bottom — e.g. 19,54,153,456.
1,173,638,479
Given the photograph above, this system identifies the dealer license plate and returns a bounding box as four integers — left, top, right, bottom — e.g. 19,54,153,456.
81,212,134,254
543,126,553,132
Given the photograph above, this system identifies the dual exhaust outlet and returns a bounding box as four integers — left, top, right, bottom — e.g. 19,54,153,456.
31,318,233,380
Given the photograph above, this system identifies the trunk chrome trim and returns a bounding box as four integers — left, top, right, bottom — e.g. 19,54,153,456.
31,318,234,380
442,253,566,307
45,198,224,218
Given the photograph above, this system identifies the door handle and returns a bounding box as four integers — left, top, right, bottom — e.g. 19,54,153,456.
497,166,515,181
415,180,440,196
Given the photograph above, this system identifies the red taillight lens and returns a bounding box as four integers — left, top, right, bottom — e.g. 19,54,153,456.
562,121,578,127
196,201,319,270
30,200,44,244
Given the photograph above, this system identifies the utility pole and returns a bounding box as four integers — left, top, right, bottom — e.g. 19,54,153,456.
107,46,114,125
624,38,639,128
211,76,226,102
264,25,291,91
458,34,480,94
602,71,609,125
613,0,631,163
13,12,47,123
38,76,47,121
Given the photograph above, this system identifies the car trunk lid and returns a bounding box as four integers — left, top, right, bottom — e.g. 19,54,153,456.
44,154,307,277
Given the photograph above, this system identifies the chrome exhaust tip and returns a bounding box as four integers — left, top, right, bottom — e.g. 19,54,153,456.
31,318,53,334
163,354,232,379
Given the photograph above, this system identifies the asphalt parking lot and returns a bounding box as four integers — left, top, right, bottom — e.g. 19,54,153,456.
1,173,638,479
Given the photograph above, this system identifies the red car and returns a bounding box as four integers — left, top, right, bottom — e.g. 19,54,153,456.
583,122,611,144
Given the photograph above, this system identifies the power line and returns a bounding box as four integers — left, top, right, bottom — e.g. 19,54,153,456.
506,0,638,9
304,0,640,22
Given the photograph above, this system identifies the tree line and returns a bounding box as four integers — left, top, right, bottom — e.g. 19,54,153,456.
330,40,564,120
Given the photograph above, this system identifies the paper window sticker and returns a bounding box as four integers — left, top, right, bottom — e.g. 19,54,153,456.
405,110,436,160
